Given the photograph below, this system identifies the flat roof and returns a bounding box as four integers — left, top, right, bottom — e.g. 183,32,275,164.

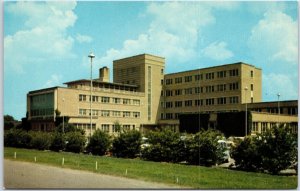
28,86,59,94
113,53,165,62
64,79,138,88
165,62,261,76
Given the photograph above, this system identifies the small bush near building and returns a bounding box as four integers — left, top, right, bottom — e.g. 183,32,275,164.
231,124,297,174
86,129,110,155
186,129,225,166
65,131,86,153
50,132,66,152
29,131,53,150
4,128,32,148
141,129,186,163
112,130,141,158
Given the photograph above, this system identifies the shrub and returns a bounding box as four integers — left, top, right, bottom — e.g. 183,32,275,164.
50,132,66,152
259,125,297,174
231,136,262,171
141,129,186,163
231,125,297,174
186,129,225,166
56,123,85,135
86,129,110,156
65,131,87,153
29,131,53,150
4,128,32,148
112,130,141,158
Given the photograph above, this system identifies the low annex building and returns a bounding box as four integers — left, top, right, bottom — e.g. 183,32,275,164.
26,53,298,136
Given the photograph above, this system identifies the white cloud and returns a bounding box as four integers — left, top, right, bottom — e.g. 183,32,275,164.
96,2,237,68
44,74,62,88
202,41,233,61
76,34,93,43
4,1,77,73
248,10,298,64
263,73,298,100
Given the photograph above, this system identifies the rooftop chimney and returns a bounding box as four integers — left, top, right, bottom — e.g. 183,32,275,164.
99,67,110,82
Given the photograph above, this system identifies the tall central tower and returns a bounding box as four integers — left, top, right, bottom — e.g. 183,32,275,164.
113,54,165,125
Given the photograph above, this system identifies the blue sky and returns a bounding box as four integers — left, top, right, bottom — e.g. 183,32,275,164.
4,1,299,120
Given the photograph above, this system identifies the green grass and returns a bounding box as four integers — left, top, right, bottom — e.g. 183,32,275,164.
4,147,297,189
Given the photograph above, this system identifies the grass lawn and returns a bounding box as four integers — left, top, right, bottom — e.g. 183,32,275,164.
4,147,297,189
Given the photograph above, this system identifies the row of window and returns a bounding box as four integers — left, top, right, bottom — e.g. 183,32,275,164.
164,68,246,85
163,82,243,96
30,108,53,117
78,109,141,118
163,96,239,108
79,94,141,105
100,124,136,133
252,122,298,133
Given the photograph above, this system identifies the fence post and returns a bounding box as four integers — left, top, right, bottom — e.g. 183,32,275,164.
95,161,98,170
14,152,16,159
34,157,37,162
62,157,64,165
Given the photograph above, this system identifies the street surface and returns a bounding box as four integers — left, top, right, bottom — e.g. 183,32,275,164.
4,159,182,189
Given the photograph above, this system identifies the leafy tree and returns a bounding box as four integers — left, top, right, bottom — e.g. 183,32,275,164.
65,131,86,153
231,124,297,174
56,123,85,135
112,130,141,158
141,129,186,163
113,121,122,134
86,129,110,155
29,131,53,150
50,132,66,152
186,129,225,166
4,115,16,130
4,128,32,148
259,125,297,174
231,136,262,171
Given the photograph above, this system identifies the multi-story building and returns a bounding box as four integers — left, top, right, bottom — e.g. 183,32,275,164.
26,53,298,136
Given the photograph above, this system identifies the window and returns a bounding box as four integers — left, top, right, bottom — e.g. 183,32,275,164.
101,124,110,133
229,82,239,91
175,101,182,107
161,69,164,74
133,112,140,118
206,72,214,80
261,122,268,132
79,94,86,101
251,84,253,91
166,79,173,85
217,97,226,105
175,77,182,84
123,125,130,131
101,110,110,117
112,97,121,104
92,110,98,116
133,99,140,105
112,111,121,117
195,99,203,106
185,100,193,107
229,96,239,104
161,79,164,85
205,85,214,93
101,97,110,103
175,89,182,96
252,122,258,132
166,113,173,119
206,98,214,105
123,111,131,117
229,69,239,76
79,109,86,116
166,90,173,96
251,97,253,103
123,99,131,105
92,96,98,102
184,88,193,95
251,70,253,77
195,74,203,81
184,76,192,82
217,71,226,78
195,87,203,94
166,102,173,108
217,84,226,92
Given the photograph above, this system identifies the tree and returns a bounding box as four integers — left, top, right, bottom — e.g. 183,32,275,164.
86,129,110,155
65,131,86,153
259,124,297,174
56,123,85,135
50,132,66,152
186,129,225,166
4,115,16,130
29,131,53,150
112,130,141,158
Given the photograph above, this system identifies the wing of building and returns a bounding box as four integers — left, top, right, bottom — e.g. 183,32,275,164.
26,54,298,136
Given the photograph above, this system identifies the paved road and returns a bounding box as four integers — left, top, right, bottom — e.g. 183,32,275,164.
4,159,182,189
